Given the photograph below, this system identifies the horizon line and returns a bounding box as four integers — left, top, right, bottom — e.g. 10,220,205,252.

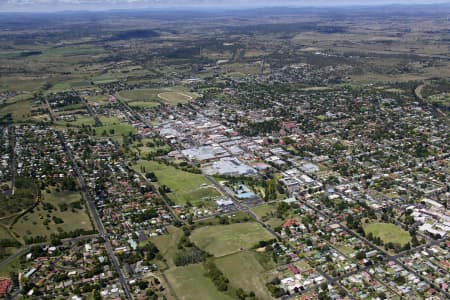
1,1,450,13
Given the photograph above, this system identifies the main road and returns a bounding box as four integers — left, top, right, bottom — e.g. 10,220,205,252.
58,132,132,300
43,95,132,300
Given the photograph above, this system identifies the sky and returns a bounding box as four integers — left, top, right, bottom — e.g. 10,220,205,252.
1,0,449,12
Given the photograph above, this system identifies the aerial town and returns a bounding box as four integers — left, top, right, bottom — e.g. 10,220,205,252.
0,2,449,300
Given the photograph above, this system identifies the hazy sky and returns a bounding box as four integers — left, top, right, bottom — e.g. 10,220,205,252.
1,0,449,12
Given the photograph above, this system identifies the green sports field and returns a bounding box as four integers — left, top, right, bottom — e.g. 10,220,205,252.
117,87,198,105
363,222,411,246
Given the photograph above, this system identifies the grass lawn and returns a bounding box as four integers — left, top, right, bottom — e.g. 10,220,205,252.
0,225,14,240
93,78,119,85
251,204,283,228
54,116,96,128
336,245,354,257
164,263,234,300
133,160,220,205
194,211,251,227
132,138,171,157
157,91,194,104
70,116,96,126
251,203,276,219
118,89,160,102
0,256,22,277
265,218,284,228
95,116,137,142
128,101,160,109
190,222,274,257
118,87,198,105
0,99,41,122
215,251,272,299
363,222,411,246
0,76,48,92
150,226,183,268
11,190,92,243
85,95,110,105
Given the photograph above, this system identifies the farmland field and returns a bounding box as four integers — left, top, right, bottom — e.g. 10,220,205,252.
190,222,274,257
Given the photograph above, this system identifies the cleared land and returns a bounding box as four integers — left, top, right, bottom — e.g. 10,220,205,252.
251,204,284,228
215,251,273,299
11,190,92,242
0,226,14,240
251,203,275,219
363,222,411,246
95,116,137,143
132,138,171,157
134,160,221,205
0,256,22,277
164,263,234,300
150,226,183,268
190,222,274,257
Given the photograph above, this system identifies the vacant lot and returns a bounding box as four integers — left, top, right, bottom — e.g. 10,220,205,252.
132,138,171,158
0,256,22,277
190,222,274,257
215,251,273,299
164,263,234,300
251,203,284,228
95,116,137,143
11,190,92,243
150,226,183,268
363,222,411,246
251,203,276,219
134,160,220,205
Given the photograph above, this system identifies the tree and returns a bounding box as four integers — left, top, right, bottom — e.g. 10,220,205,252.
137,280,149,290
276,202,290,218
92,289,102,300
355,251,365,260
